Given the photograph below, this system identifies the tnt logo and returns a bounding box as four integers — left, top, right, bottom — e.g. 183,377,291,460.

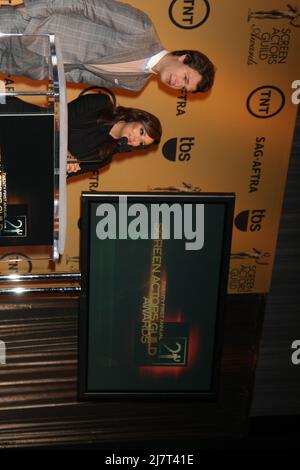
235,209,266,232
162,137,195,162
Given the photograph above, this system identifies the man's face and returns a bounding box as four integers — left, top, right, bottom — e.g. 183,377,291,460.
159,55,202,93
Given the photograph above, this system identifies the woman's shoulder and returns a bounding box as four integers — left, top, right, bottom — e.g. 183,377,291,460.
68,93,114,122
73,92,113,107
69,93,114,113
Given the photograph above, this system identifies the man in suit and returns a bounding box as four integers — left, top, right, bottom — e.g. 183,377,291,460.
0,0,215,93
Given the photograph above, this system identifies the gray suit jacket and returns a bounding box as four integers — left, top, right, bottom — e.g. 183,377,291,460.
22,0,163,90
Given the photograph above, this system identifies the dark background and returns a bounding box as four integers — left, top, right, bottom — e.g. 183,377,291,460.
251,106,300,417
0,115,53,246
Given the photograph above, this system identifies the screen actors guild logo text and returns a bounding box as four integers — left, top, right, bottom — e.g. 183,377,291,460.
0,252,33,274
231,248,271,266
247,86,285,118
169,0,210,29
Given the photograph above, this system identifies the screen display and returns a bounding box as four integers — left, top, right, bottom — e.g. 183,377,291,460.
80,192,234,397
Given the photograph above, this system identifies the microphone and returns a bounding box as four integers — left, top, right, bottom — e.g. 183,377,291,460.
117,136,129,147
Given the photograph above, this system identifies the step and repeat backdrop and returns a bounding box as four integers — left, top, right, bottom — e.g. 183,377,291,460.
0,0,299,293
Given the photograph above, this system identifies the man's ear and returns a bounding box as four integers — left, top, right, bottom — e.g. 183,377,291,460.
178,54,188,63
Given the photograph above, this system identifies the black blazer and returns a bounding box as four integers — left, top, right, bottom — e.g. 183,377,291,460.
67,93,118,176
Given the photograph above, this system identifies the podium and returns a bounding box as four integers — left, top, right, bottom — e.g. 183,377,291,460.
0,34,67,262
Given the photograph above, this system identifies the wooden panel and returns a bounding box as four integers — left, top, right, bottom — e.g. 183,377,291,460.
251,108,300,416
0,295,264,448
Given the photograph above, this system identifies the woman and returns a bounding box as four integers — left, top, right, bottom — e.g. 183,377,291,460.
0,93,162,176
67,91,161,176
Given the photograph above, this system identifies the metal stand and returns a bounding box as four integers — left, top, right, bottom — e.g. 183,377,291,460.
0,273,81,296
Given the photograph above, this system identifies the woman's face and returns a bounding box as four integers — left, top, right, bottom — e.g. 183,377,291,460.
119,121,154,147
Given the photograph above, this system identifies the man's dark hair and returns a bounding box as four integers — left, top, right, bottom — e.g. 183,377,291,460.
171,50,215,93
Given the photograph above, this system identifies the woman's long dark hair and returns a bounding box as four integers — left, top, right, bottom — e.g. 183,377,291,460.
77,87,162,164
96,106,162,162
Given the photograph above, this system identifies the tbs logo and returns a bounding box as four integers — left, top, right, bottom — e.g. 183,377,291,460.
235,209,266,232
162,137,195,162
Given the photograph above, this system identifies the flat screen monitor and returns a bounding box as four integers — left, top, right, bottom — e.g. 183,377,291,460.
79,191,235,398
